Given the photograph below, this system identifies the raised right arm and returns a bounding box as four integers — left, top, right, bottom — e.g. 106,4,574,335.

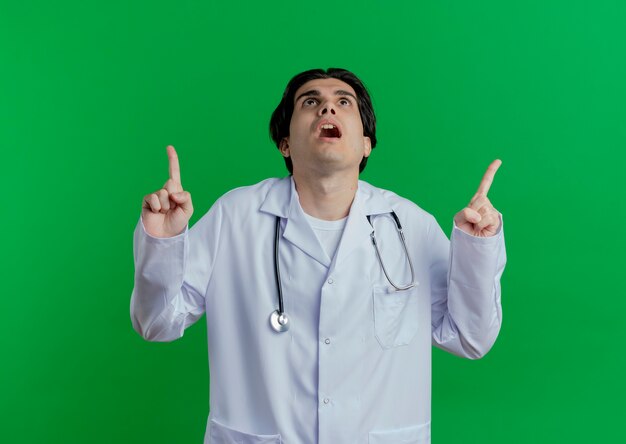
130,146,220,341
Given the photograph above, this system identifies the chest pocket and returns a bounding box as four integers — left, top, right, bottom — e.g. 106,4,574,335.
373,284,420,349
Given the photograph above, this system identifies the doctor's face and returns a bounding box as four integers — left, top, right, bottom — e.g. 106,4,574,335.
280,78,372,176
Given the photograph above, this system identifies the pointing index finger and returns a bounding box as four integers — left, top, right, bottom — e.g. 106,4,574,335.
167,145,181,184
475,159,502,197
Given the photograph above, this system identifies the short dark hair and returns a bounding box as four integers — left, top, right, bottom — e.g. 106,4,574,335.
269,68,377,174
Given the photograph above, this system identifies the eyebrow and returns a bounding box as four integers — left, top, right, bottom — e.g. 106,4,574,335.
295,89,358,104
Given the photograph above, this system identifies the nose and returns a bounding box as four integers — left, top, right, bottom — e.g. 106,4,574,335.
318,102,336,116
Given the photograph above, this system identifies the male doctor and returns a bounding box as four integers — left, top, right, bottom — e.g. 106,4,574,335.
131,68,506,444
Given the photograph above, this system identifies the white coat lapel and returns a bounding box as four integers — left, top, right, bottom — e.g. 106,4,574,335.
331,192,372,269
331,181,393,270
259,177,330,268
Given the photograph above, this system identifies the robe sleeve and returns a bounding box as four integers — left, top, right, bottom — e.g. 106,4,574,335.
429,214,506,359
130,200,223,342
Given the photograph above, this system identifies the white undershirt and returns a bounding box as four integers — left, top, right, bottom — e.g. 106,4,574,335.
304,213,348,262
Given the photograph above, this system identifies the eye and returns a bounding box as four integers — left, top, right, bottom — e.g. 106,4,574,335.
303,98,318,107
338,98,352,106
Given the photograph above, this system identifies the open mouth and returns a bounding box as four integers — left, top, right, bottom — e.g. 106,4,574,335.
319,123,342,138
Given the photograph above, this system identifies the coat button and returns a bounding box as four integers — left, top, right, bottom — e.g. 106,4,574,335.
323,398,330,404
324,338,331,344
327,278,334,284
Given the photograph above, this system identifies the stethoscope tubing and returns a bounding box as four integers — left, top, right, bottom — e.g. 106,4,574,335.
270,211,417,333
368,212,417,291
270,216,290,332
274,216,285,315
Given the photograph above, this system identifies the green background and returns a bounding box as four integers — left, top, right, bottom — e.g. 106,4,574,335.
2,0,625,442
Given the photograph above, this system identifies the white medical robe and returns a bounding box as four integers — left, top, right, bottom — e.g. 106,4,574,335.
131,176,506,443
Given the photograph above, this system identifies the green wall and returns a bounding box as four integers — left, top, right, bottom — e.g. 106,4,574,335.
2,1,625,442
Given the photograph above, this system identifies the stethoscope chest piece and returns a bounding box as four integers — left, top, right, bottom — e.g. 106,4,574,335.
270,309,290,332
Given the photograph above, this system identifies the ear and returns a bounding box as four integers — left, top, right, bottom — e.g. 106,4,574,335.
363,136,372,158
279,138,290,158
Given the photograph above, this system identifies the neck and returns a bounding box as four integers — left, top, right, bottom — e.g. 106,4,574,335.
291,169,359,221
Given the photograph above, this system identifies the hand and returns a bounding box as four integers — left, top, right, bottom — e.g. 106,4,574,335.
453,159,502,237
141,145,194,238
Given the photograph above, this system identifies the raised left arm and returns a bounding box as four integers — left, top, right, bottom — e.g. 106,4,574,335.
431,159,507,359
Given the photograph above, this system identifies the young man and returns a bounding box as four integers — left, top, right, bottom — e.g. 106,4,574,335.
131,68,506,443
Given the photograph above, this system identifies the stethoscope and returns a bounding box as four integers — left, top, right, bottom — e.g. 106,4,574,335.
269,211,417,333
